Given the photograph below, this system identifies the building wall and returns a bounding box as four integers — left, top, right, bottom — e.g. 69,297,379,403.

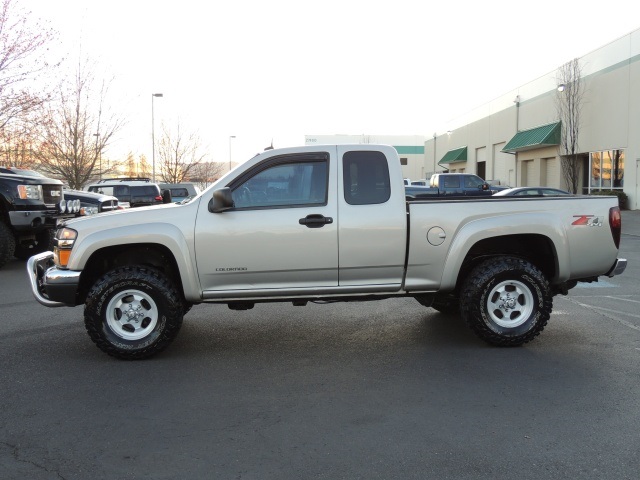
305,134,426,182
429,28,640,209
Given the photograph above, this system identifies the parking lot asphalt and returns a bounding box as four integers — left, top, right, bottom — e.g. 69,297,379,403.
0,208,638,480
621,209,640,236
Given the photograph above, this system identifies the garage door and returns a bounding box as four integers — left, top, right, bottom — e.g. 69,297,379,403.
545,158,559,187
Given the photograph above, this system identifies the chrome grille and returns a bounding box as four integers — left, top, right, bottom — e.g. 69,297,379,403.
100,199,119,212
43,184,63,207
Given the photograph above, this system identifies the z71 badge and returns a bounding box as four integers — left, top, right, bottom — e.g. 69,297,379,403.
572,215,602,227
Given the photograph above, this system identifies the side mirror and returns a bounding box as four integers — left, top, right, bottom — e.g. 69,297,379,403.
209,187,234,213
481,183,489,191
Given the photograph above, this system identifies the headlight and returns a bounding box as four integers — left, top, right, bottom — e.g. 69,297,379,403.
17,184,43,200
59,199,66,213
53,227,78,268
79,206,98,216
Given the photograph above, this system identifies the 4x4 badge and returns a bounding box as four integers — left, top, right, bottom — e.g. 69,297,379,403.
572,215,602,227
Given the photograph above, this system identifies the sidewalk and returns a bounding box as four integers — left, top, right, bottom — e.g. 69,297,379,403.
621,209,640,236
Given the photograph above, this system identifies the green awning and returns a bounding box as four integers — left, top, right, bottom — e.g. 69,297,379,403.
502,122,561,153
439,146,467,165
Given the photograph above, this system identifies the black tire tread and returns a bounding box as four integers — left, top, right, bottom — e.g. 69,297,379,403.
460,256,552,346
84,265,184,360
0,220,15,269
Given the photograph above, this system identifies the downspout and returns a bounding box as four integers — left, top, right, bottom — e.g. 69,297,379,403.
432,132,436,176
514,96,520,187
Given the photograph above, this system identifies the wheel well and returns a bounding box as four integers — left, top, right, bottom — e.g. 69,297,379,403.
78,243,184,305
455,234,557,291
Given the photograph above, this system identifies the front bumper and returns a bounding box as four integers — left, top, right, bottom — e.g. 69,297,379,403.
10,210,74,231
27,252,80,307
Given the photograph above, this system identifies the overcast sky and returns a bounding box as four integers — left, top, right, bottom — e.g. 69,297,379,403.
25,0,640,167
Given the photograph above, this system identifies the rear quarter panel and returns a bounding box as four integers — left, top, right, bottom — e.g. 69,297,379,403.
404,196,619,291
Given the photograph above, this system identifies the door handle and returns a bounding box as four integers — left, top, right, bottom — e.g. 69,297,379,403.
299,214,333,228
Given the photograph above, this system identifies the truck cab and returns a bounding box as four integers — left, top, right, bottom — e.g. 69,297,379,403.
429,173,491,196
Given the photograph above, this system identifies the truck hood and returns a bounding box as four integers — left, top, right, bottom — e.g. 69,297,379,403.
61,200,193,231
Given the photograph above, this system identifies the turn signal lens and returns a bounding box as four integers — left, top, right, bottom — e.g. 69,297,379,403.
54,247,72,267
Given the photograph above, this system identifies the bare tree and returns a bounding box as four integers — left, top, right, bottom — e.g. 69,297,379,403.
157,121,206,183
0,118,39,168
0,0,59,131
188,161,226,190
555,58,584,194
120,152,151,178
35,57,124,188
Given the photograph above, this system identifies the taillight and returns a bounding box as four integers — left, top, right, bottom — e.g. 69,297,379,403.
155,195,163,202
609,206,621,249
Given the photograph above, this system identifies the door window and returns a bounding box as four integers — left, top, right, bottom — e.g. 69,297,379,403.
231,159,328,209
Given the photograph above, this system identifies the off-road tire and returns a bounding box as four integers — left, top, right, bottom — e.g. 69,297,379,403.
431,294,460,315
13,229,56,260
0,220,15,268
460,256,552,346
84,265,184,360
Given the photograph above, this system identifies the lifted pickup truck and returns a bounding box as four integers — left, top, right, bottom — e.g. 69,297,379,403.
0,167,77,269
27,145,626,359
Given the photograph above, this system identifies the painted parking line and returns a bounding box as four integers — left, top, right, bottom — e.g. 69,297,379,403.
571,301,640,332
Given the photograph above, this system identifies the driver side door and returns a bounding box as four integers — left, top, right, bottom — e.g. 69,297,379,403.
195,149,339,298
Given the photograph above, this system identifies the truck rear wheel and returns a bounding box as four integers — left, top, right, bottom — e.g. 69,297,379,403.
460,256,552,346
84,265,184,360
0,221,16,268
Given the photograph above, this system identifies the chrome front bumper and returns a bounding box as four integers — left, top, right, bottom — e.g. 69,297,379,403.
27,252,80,307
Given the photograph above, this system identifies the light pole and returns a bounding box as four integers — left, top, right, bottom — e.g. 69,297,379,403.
93,133,101,180
151,93,163,182
229,135,236,171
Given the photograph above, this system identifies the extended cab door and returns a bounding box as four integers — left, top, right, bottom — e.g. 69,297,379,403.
195,148,338,297
337,146,407,289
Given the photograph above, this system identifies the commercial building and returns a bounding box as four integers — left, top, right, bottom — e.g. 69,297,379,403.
429,27,639,208
304,134,427,182
307,28,639,209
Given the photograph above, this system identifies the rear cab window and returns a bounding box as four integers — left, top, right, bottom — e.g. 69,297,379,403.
342,151,391,205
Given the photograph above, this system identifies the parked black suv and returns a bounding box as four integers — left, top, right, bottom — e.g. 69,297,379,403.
86,178,168,208
0,167,77,268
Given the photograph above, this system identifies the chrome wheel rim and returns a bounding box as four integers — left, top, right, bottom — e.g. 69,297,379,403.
486,280,534,328
105,289,159,340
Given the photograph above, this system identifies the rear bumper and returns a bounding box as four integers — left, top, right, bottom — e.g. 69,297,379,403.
605,258,627,277
26,252,80,307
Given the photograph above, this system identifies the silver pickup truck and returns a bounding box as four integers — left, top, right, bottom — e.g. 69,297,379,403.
27,144,627,359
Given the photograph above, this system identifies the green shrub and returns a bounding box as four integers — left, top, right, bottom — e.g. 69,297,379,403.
589,190,628,209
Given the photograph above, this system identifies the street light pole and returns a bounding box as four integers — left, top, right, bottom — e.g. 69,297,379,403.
93,133,101,180
229,135,236,172
151,93,163,182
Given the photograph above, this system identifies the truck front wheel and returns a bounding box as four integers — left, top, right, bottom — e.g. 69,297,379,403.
0,221,16,269
84,266,184,360
460,256,552,346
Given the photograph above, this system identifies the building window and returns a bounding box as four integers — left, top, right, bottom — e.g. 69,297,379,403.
400,157,408,166
589,149,624,192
